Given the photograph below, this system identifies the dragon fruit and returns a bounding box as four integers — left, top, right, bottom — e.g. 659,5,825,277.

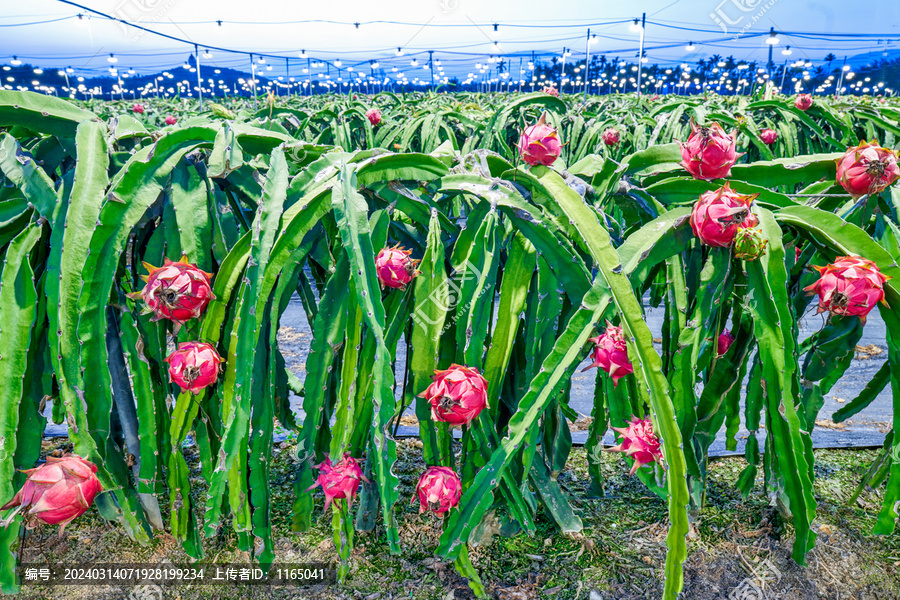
794,94,813,111
732,227,768,261
542,86,559,97
835,141,900,198
419,364,489,426
517,113,562,166
132,103,145,114
415,467,462,515
690,183,759,248
129,257,214,325
680,120,740,180
609,416,664,475
366,108,382,126
164,341,225,394
582,321,634,387
307,453,366,512
602,128,620,146
803,255,890,325
759,128,778,145
375,245,420,290
717,330,735,356
165,115,177,126
0,454,101,533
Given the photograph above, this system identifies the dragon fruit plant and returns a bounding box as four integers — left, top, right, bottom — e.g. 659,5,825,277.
2,90,900,600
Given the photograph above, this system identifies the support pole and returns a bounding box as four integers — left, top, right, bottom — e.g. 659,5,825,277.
836,56,847,97
636,13,646,94
250,53,258,110
583,28,591,101
195,44,202,110
429,50,435,90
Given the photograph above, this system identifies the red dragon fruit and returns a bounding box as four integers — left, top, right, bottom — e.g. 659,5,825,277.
803,255,890,325
165,115,177,126
419,364,489,426
717,329,735,356
609,416,664,475
759,128,778,145
582,321,634,387
835,141,900,198
0,454,101,533
690,183,760,248
680,120,740,180
542,86,559,97
129,257,214,325
132,103,145,114
307,453,366,512
375,245,420,290
366,108,382,126
164,341,225,394
517,113,562,167
415,466,462,515
602,128,620,146
794,94,813,111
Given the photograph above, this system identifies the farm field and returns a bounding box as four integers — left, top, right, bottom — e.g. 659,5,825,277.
2,63,900,600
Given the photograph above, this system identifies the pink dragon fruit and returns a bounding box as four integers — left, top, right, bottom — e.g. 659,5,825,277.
582,321,634,387
164,341,225,394
803,255,890,325
602,128,620,146
835,141,900,198
717,329,735,356
609,416,664,475
419,364,489,426
690,183,760,248
415,466,462,515
307,453,366,512
132,103,145,114
129,257,214,325
517,113,562,167
366,108,382,126
0,454,101,533
165,115,177,126
759,128,778,145
680,120,740,180
375,245,420,290
794,94,813,111
542,86,559,97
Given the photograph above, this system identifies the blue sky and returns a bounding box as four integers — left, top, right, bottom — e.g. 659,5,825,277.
0,0,897,80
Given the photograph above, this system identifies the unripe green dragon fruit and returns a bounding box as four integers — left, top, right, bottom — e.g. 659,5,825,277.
732,227,768,261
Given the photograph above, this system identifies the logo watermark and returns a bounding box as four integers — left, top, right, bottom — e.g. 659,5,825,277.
709,0,779,38
112,0,180,42
128,583,164,600
411,259,487,331
727,558,782,600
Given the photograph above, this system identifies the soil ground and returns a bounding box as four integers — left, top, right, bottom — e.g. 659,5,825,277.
11,438,900,600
